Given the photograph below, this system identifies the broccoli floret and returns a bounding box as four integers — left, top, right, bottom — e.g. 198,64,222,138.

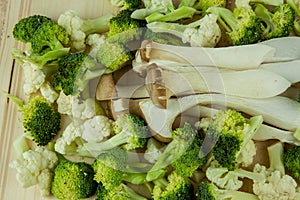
30,20,69,54
146,123,201,181
52,52,105,95
12,15,51,43
83,114,148,157
108,10,144,43
171,125,208,178
96,183,147,200
203,109,263,170
96,41,134,72
255,4,295,40
4,93,60,146
51,158,97,199
196,181,259,200
111,0,143,10
152,171,194,200
207,6,263,45
194,0,227,13
284,146,300,180
93,147,149,190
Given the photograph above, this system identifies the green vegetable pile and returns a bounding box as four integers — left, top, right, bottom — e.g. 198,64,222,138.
6,0,300,199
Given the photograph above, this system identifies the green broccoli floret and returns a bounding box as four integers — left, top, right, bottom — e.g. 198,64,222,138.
83,114,149,157
52,52,105,95
108,9,144,43
96,182,147,200
255,3,295,40
194,0,227,13
111,0,143,10
171,125,207,178
4,93,60,146
96,41,134,72
30,20,69,54
12,15,51,43
204,109,263,170
152,171,194,200
284,146,300,180
146,123,201,181
207,6,263,45
93,147,149,190
51,158,97,199
196,181,259,200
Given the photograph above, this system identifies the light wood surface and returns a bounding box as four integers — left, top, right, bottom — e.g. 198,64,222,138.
0,1,117,199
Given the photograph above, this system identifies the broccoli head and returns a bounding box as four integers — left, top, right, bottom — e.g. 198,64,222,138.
152,171,194,200
83,114,148,157
171,124,207,178
204,109,263,170
96,41,134,72
51,159,97,199
93,147,148,190
255,3,295,40
108,9,144,43
284,146,300,180
4,93,61,146
12,15,51,43
207,6,263,45
52,52,105,95
30,20,69,54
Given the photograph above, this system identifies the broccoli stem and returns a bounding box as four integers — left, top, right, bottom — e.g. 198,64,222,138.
80,14,113,35
152,177,169,190
147,22,187,39
2,91,24,108
287,0,300,15
267,142,285,175
83,130,131,157
250,0,283,6
209,7,237,32
145,6,200,23
217,189,259,200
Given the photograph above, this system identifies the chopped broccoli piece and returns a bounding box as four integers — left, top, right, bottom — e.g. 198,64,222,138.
111,0,143,10
96,41,134,72
203,109,263,170
96,182,147,200
30,20,69,54
152,171,194,200
12,15,51,43
146,6,200,23
108,9,144,43
284,146,300,180
194,0,227,13
83,114,148,157
92,147,149,190
146,123,202,181
196,181,259,200
4,93,60,146
207,6,263,45
52,52,105,95
171,125,208,178
255,3,295,40
51,158,97,199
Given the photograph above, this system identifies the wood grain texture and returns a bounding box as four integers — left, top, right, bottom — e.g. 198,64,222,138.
0,1,117,199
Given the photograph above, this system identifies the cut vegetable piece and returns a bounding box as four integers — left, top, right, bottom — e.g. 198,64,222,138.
261,36,300,62
139,94,300,138
260,60,300,83
135,40,275,70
